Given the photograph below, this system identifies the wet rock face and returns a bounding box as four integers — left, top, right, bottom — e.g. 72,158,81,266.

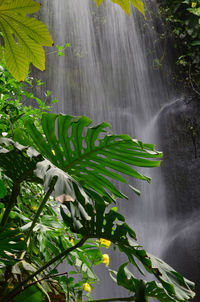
157,97,200,300
158,98,200,218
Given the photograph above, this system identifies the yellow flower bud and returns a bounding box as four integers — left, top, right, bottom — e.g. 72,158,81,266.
83,282,91,293
70,238,74,245
100,238,111,248
8,284,14,289
191,2,197,7
102,254,109,267
52,149,55,155
20,237,25,241
31,205,38,211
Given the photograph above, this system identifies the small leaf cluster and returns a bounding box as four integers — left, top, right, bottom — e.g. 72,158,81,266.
56,43,71,57
0,64,57,145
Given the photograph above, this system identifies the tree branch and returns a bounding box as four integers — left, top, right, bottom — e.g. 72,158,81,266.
0,182,20,226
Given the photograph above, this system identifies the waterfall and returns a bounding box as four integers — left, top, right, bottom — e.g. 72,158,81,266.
38,0,184,298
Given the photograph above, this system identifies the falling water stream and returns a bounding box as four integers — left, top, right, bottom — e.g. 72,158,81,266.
38,0,197,299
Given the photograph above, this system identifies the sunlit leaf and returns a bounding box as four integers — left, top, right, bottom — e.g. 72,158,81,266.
0,0,53,81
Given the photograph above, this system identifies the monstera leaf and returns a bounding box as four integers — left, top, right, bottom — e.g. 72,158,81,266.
117,262,195,302
25,113,162,203
93,0,145,16
60,201,195,302
0,0,53,81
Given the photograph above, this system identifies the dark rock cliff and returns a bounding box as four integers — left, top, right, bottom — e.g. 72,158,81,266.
158,97,200,300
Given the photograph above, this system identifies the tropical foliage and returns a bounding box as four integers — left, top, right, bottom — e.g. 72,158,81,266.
0,0,53,81
0,68,196,301
0,1,196,302
158,0,200,96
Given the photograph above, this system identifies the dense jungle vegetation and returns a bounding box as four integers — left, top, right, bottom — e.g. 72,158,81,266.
0,0,198,301
150,0,200,97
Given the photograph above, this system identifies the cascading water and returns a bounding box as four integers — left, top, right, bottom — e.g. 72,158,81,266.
38,0,198,299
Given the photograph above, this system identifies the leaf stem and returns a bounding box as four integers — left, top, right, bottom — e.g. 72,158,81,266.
25,177,57,243
20,177,57,260
0,182,20,226
2,236,88,302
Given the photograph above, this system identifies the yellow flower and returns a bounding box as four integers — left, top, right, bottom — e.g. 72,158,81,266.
70,238,74,245
83,282,91,293
100,238,111,248
31,205,38,211
20,237,25,241
102,254,109,267
8,284,14,289
52,149,55,155
191,2,197,7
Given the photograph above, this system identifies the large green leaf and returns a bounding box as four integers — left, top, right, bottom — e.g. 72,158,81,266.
61,202,195,302
0,0,53,81
93,0,145,16
25,113,162,203
116,263,195,302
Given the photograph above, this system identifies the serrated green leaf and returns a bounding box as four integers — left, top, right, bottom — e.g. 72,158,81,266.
0,0,53,81
0,19,29,81
0,0,40,14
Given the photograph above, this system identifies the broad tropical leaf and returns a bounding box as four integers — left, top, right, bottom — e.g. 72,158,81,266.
0,0,53,81
61,202,195,302
93,0,145,16
25,113,162,203
117,263,195,302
